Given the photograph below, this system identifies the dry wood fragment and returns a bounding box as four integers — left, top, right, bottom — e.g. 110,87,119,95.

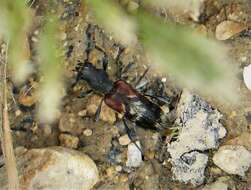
0,42,20,190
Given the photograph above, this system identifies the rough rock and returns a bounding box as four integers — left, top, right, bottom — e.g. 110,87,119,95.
171,151,208,186
215,20,247,40
59,133,79,149
126,141,142,167
0,147,99,190
213,145,251,176
167,90,226,186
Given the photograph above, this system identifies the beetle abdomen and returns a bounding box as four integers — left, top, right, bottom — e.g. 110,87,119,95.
104,80,167,130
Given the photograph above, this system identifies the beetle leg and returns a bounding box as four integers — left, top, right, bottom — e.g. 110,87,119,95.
121,62,135,76
78,89,93,98
85,24,96,60
102,54,109,72
95,45,105,53
135,79,149,91
85,24,109,72
169,126,180,139
72,60,87,88
114,45,125,80
93,45,109,72
122,118,144,157
143,93,172,105
134,67,150,87
94,98,104,122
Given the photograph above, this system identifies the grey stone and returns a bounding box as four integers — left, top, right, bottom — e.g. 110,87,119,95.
171,151,208,186
167,90,226,186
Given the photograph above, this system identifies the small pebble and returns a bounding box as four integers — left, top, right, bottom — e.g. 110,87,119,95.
15,109,22,116
34,30,39,35
241,56,247,62
119,135,131,146
243,64,251,91
59,134,79,149
126,141,142,168
83,129,93,136
215,20,246,40
161,105,169,114
106,167,116,177
78,110,87,117
213,145,251,176
31,36,38,42
74,24,80,32
115,165,122,172
161,77,167,83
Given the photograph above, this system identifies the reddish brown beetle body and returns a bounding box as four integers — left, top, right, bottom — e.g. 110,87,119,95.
76,62,169,130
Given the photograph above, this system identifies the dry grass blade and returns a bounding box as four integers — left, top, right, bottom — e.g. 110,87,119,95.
0,42,19,190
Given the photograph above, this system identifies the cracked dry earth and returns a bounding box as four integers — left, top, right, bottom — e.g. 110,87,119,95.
0,0,251,190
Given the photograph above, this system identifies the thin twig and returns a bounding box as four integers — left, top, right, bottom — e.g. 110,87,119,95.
0,41,20,190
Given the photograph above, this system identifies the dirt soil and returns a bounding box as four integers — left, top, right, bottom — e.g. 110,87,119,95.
1,0,251,189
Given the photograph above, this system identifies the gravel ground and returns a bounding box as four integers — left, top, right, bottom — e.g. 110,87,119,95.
0,0,251,189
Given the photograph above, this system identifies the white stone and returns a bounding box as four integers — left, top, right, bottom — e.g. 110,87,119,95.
83,129,93,136
0,147,99,190
115,165,122,172
213,145,251,176
126,141,142,167
161,77,167,83
243,64,251,91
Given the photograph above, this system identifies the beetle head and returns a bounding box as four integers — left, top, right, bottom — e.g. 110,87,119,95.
75,61,113,94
